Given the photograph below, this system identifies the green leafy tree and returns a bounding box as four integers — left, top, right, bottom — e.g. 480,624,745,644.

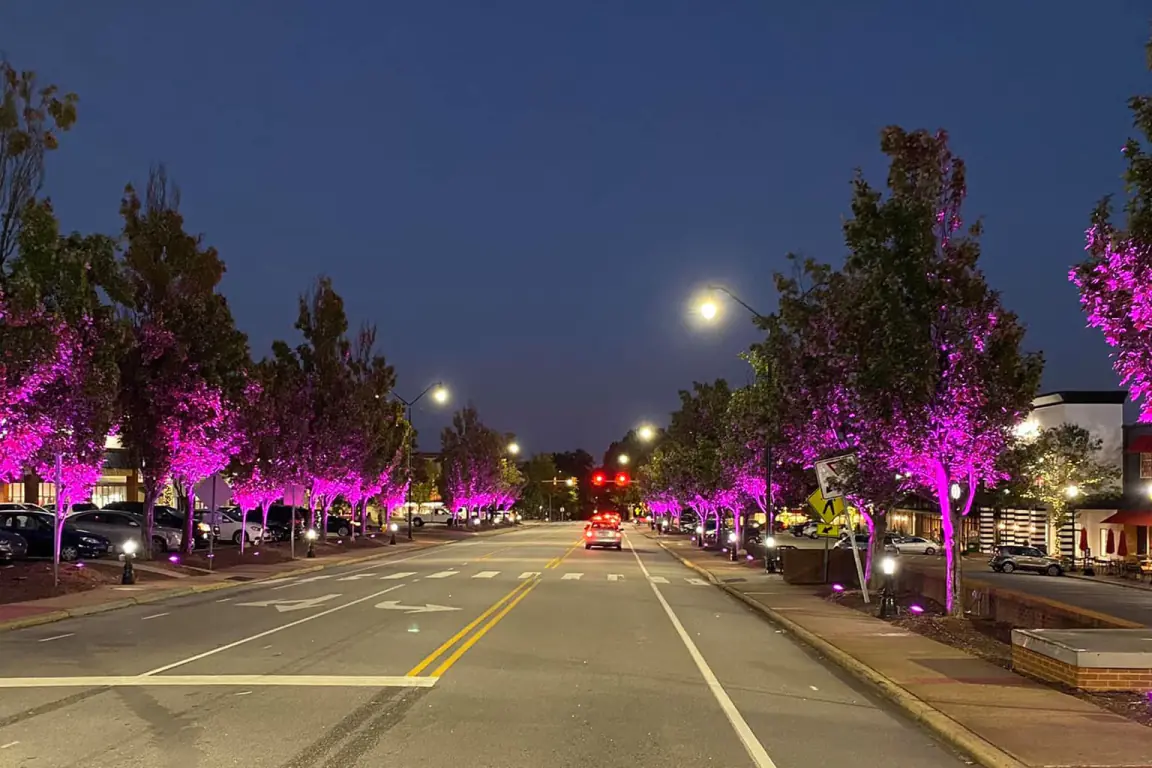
552,449,596,518
1007,423,1120,534
0,61,78,273
117,167,249,556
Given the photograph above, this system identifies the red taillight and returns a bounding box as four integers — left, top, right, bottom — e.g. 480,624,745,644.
585,531,593,538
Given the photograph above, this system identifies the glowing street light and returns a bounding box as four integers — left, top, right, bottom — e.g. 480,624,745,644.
699,300,719,321
1066,484,1081,499
565,477,576,487
637,424,656,442
432,386,449,404
618,453,630,465
507,442,521,456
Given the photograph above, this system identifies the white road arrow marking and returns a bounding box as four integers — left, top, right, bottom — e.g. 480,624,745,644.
518,572,540,579
336,573,377,581
426,570,458,579
686,577,709,586
649,576,670,584
375,601,461,614
237,594,342,612
472,571,499,579
561,573,583,580
380,571,416,580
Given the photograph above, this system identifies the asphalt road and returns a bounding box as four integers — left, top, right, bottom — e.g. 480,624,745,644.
0,523,970,768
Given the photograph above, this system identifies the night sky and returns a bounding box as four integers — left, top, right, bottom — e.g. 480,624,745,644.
6,2,1150,453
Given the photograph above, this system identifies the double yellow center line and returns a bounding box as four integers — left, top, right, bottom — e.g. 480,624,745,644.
405,537,585,679
406,577,540,679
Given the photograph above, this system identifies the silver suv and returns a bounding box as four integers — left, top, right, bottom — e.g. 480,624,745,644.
989,545,1063,576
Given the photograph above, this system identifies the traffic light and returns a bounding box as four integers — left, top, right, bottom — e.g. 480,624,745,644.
591,471,607,487
615,471,631,487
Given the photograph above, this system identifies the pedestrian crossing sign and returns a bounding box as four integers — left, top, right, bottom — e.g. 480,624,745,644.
815,523,840,538
807,488,845,524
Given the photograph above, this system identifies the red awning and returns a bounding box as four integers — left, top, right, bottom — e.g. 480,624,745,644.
1100,509,1152,526
1126,435,1152,453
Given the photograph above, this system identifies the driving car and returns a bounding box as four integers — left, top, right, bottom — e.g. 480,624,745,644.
989,545,1064,576
584,521,623,550
0,510,112,561
891,535,939,555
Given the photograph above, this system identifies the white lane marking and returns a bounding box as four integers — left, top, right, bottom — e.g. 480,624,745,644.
375,601,460,614
216,597,233,603
139,584,405,676
607,574,624,582
686,577,709,586
518,571,540,579
627,536,778,768
561,573,583,580
0,675,437,689
336,573,377,581
0,741,17,749
648,576,669,584
426,570,458,579
272,574,334,590
380,571,416,580
141,613,169,621
472,571,499,579
38,633,74,643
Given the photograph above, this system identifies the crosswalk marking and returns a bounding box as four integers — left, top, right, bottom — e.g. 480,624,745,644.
648,576,669,584
426,570,458,579
607,574,624,582
380,572,416,580
262,570,711,587
561,573,583,580
518,572,540,579
272,575,333,590
686,577,709,586
472,571,499,579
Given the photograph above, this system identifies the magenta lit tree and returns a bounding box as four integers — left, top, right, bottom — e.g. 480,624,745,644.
228,375,288,552
839,128,1041,613
1071,47,1152,422
170,382,241,553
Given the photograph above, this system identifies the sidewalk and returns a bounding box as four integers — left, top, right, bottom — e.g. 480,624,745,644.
0,523,527,633
647,532,1152,768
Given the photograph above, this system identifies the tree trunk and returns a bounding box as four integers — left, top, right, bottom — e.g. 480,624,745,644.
182,488,196,554
239,506,248,553
143,482,159,560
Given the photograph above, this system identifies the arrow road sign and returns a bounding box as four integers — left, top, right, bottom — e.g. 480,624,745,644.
375,601,461,614
237,594,342,612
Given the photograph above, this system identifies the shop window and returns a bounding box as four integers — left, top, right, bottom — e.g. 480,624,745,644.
1141,452,1152,479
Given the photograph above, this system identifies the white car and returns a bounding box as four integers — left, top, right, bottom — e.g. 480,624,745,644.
892,535,939,555
205,509,265,545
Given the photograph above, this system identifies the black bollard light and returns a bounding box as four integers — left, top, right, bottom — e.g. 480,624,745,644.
119,538,138,585
878,555,899,619
727,531,739,562
389,522,398,545
764,535,778,574
305,528,318,558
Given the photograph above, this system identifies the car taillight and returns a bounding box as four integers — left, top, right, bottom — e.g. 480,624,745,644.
585,531,593,538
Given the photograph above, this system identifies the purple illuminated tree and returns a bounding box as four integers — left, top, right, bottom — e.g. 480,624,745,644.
440,405,503,523
170,382,240,552
1071,37,1152,421
228,372,288,552
8,200,123,582
840,127,1042,613
117,168,249,557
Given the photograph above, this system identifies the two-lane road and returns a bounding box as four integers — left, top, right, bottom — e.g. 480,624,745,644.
0,524,970,767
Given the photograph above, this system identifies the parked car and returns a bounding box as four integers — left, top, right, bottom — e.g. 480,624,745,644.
989,545,1064,576
890,535,939,555
0,530,28,562
0,502,49,513
0,510,112,561
45,502,99,515
100,502,213,550
258,505,308,541
200,508,266,545
67,509,148,554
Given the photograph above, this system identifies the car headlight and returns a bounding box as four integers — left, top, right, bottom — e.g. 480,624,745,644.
80,536,101,545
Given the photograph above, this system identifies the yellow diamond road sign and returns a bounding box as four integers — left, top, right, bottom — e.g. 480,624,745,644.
807,488,845,524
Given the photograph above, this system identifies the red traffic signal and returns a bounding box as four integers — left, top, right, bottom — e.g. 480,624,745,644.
591,471,607,487
615,471,631,487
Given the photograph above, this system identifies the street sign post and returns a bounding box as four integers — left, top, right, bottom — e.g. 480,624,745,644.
808,487,868,602
193,473,232,569
283,483,307,559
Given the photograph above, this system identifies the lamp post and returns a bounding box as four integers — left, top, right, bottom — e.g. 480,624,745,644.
392,382,449,541
119,538,138,585
695,285,773,566
878,555,898,618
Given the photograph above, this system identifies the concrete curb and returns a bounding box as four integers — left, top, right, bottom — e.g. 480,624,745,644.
655,540,1029,768
0,527,527,634
1064,571,1152,594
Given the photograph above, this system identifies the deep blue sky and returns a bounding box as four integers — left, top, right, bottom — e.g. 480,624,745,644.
7,2,1150,454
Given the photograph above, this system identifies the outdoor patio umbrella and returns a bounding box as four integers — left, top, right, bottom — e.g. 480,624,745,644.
1078,527,1089,557
1118,530,1129,558
1106,528,1116,555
